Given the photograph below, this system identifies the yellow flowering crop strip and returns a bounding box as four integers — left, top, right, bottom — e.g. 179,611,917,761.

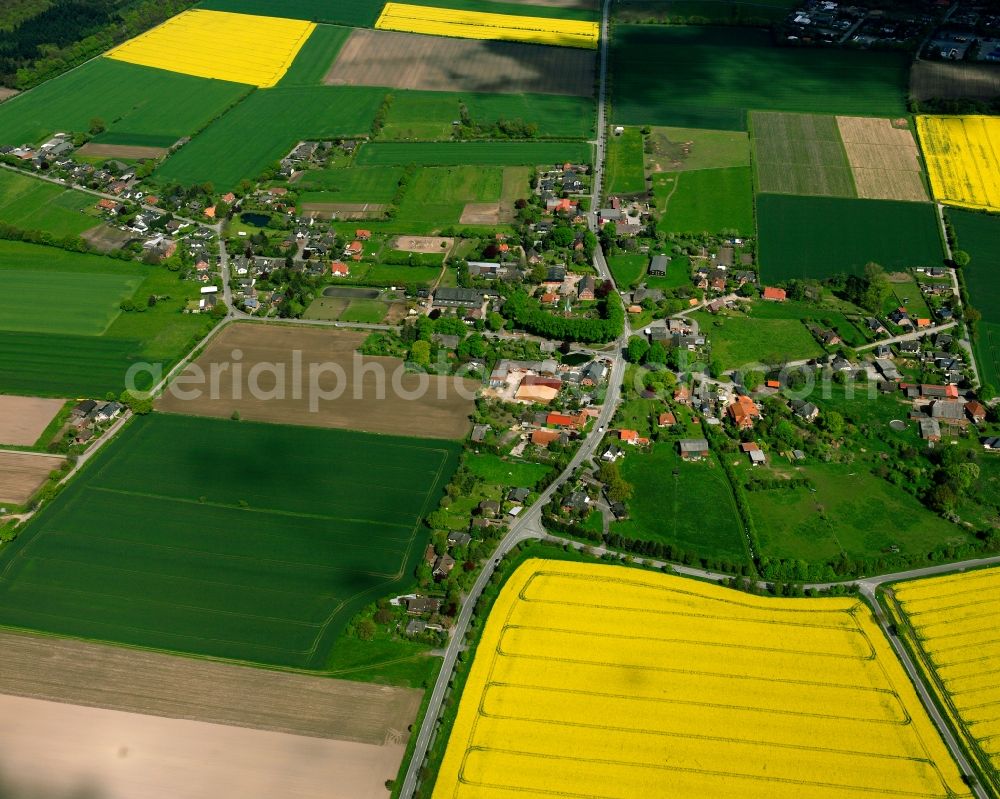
105,10,315,88
895,567,1000,791
917,115,1000,211
433,559,972,798
375,3,599,50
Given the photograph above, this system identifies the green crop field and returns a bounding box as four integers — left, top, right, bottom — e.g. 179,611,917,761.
693,308,824,368
156,86,387,189
611,442,748,564
394,165,502,227
605,127,645,195
0,242,212,397
610,26,908,129
749,462,966,563
0,59,250,146
293,166,406,203
0,249,144,335
653,166,754,235
355,140,591,167
0,169,98,237
751,111,856,197
0,414,461,670
380,91,596,141
615,0,791,25
197,0,387,27
366,263,442,286
951,210,1000,391
757,194,943,281
646,126,750,172
406,0,599,20
277,24,350,86
465,453,552,487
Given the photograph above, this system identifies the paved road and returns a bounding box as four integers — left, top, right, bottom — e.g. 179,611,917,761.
855,320,957,352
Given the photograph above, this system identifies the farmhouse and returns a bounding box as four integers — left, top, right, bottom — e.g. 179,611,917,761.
531,429,562,447
966,401,986,424
617,429,649,446
762,286,787,302
679,438,710,461
920,417,942,442
648,255,668,276
728,395,761,430
432,287,491,310
329,261,349,276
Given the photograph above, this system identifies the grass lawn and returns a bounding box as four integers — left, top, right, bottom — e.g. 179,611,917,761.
610,26,908,129
646,126,750,172
750,298,869,348
338,299,388,323
612,442,748,564
951,210,1000,391
277,24,351,86
751,111,856,197
155,86,386,189
0,59,250,146
748,461,968,563
0,414,461,670
694,309,823,368
466,453,551,488
653,166,754,235
365,263,442,286
605,127,646,195
0,169,99,237
607,254,649,288
355,140,591,167
394,166,502,228
293,165,406,203
886,272,932,320
757,194,944,282
379,90,595,141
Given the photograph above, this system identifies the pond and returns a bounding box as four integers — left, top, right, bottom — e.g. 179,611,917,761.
561,352,591,366
240,212,271,227
323,286,380,300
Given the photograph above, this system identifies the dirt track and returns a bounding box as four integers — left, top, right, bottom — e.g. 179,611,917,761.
392,235,453,254
325,28,595,96
0,628,421,743
77,142,168,159
0,87,18,103
0,451,63,504
0,693,404,799
0,395,64,446
156,324,476,439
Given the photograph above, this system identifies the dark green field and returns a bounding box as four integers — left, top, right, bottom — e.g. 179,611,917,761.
610,26,908,129
653,166,754,235
757,194,943,281
0,59,250,146
156,86,386,188
0,168,98,237
611,442,748,563
0,414,461,670
294,165,406,202
354,140,591,167
197,0,386,27
277,24,351,86
406,0,598,19
379,90,596,141
951,210,1000,391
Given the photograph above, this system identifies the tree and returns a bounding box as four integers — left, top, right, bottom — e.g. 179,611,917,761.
823,410,844,437
551,226,574,247
230,410,241,421
742,370,764,391
626,335,650,363
860,262,891,314
89,117,106,135
487,311,504,331
645,342,667,365
409,339,431,367
952,249,970,267
211,300,228,319
356,619,376,641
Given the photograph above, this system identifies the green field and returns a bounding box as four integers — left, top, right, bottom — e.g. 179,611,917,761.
277,24,351,86
156,86,386,189
355,141,591,167
0,59,250,146
694,308,824,368
380,91,596,141
951,210,1000,391
465,453,552,487
646,126,750,172
608,254,649,287
294,166,406,203
653,166,754,235
394,165,502,227
610,26,908,129
0,414,461,670
749,297,869,348
0,241,212,397
197,0,387,27
406,0,598,19
611,442,748,563
605,127,646,195
757,194,943,281
0,168,98,237
615,0,792,25
749,462,967,563
751,111,855,197
0,247,144,335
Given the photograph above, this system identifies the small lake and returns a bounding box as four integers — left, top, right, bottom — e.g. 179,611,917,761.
240,212,271,227
323,286,380,300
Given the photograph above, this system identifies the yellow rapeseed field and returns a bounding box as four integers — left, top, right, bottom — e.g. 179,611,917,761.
105,10,315,88
375,3,599,49
432,559,972,799
917,115,1000,211
895,567,1000,791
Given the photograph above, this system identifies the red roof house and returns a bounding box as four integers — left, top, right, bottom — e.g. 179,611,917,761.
762,286,787,302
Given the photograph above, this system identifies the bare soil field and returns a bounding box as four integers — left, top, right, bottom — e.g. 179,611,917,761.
837,116,929,202
0,395,64,446
324,28,595,96
392,235,453,254
910,60,1000,100
81,223,135,252
0,87,18,103
460,201,501,224
0,451,62,504
76,142,168,160
0,693,404,799
500,165,529,221
0,629,421,743
301,201,386,220
155,323,476,439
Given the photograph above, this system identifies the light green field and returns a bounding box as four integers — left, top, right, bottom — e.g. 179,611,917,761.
751,111,856,197
693,308,824,368
293,166,406,203
0,169,98,236
355,140,591,167
605,127,646,195
466,453,552,487
646,126,751,172
653,165,754,235
395,166,502,227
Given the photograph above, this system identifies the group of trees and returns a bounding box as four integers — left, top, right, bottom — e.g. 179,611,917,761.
501,288,624,343
453,103,539,140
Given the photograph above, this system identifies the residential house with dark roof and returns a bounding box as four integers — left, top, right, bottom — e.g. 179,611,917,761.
679,439,710,460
